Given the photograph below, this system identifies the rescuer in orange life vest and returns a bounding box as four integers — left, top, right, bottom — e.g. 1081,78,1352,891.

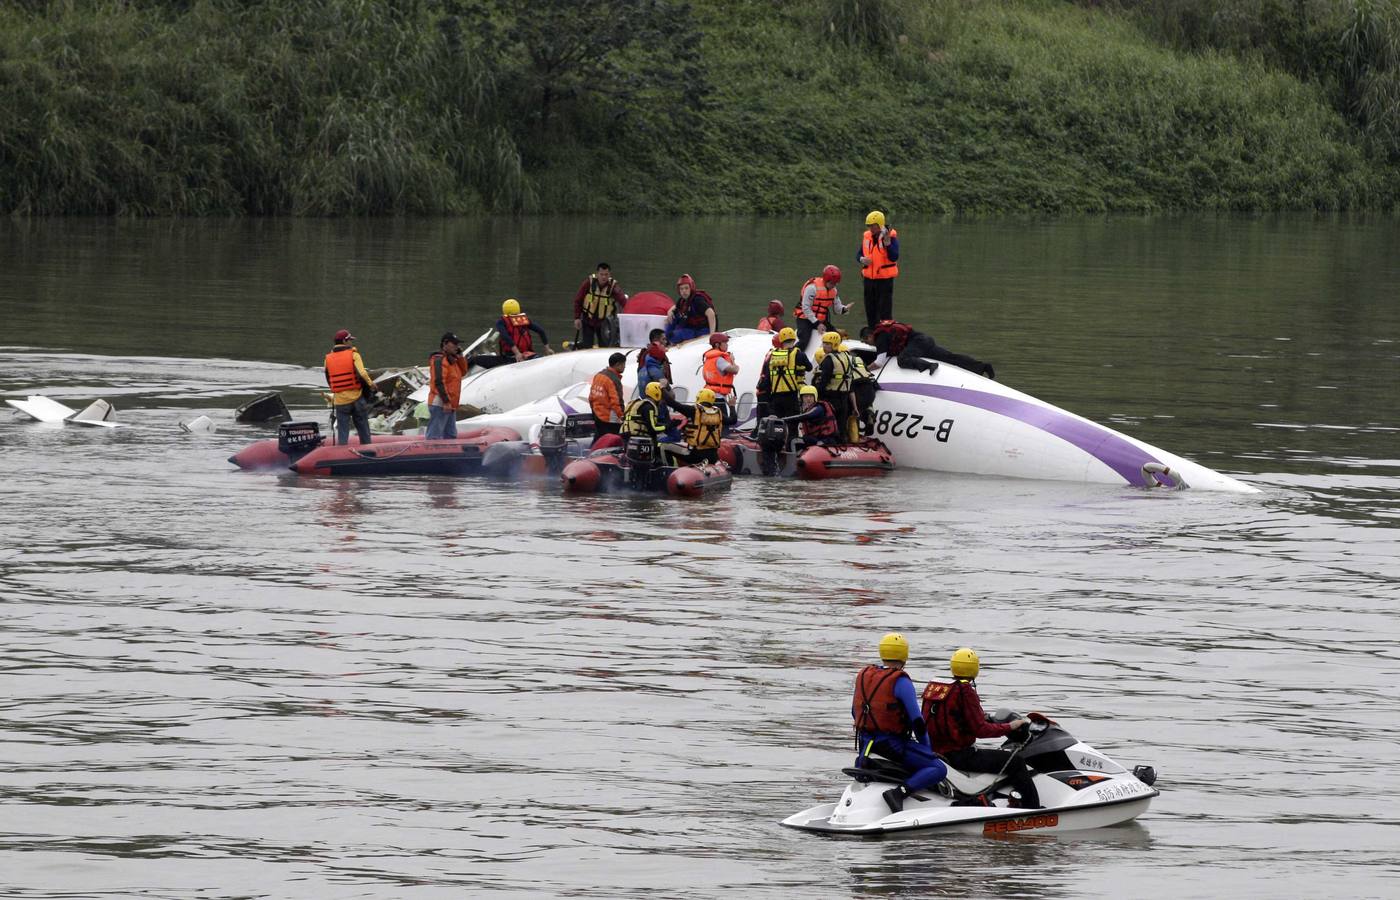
701,331,740,431
323,329,382,445
924,648,1040,808
794,265,851,351
426,331,470,440
858,210,900,330
852,633,949,814
496,298,552,362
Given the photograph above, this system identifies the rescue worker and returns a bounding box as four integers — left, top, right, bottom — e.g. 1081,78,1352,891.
701,331,740,431
756,299,785,332
589,352,627,440
766,327,811,419
858,211,900,329
924,648,1040,809
863,319,995,380
664,273,716,344
812,331,856,440
324,329,382,445
848,344,878,440
622,381,669,489
853,632,949,815
573,262,627,349
426,331,469,440
794,265,850,351
496,298,552,362
786,384,840,448
668,387,726,464
637,329,672,397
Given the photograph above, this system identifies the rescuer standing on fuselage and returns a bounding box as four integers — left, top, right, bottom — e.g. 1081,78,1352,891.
858,211,900,330
573,262,627,349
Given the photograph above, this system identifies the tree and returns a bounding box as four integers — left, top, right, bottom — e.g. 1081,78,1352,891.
464,0,708,142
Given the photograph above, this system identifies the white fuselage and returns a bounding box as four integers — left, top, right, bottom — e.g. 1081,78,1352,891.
454,330,1256,492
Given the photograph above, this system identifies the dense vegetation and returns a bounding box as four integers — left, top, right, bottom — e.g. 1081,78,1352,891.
1,0,1397,215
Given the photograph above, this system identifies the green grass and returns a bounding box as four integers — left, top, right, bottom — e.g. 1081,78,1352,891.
0,0,1395,215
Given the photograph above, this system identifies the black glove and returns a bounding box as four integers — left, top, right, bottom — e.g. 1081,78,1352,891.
979,363,995,380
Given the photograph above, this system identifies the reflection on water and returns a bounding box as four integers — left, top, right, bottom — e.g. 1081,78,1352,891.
2,217,1400,897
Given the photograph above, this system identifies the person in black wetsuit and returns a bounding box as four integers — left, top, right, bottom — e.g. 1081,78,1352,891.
861,320,995,380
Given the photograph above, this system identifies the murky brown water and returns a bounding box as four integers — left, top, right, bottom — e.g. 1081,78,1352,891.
2,216,1399,897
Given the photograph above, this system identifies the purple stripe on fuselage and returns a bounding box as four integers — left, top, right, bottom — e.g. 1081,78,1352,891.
879,382,1164,486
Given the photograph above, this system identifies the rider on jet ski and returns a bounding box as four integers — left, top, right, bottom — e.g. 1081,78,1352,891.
852,633,948,814
924,648,1040,808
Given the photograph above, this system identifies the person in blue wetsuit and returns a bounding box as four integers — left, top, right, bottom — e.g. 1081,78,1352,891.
852,632,948,814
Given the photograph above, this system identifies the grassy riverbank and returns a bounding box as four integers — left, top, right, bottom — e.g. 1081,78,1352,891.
2,0,1397,215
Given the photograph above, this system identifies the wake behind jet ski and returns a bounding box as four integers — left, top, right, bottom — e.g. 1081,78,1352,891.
782,711,1158,836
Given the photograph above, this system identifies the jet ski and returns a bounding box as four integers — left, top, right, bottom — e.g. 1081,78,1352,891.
782,712,1158,837
452,330,1256,492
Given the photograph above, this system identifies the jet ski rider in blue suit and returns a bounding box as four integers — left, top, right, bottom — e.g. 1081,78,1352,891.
852,632,949,814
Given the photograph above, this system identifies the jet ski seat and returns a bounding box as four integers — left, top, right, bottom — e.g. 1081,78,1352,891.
943,768,1002,795
842,759,909,784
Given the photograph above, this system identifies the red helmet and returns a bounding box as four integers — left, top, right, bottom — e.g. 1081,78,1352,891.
708,332,729,346
822,265,842,285
767,300,784,316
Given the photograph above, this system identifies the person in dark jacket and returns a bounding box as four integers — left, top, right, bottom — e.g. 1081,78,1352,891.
925,647,1039,808
862,320,994,380
852,633,948,814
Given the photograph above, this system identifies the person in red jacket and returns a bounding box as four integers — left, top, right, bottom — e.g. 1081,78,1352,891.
924,647,1040,808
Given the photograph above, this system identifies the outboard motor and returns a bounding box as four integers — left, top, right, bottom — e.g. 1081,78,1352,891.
1132,765,1157,786
755,415,789,450
624,437,655,489
538,419,569,473
278,421,324,459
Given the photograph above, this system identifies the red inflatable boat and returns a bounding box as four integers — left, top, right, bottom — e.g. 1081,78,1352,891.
230,432,415,470
560,452,732,498
666,462,733,497
289,426,521,476
794,440,896,480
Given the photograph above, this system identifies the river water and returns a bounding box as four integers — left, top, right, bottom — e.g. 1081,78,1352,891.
1,216,1398,898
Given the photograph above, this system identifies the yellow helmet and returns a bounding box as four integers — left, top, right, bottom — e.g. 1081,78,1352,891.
822,331,843,347
879,632,909,662
502,298,521,316
865,210,886,228
951,647,980,679
814,348,826,364
645,382,663,402
799,384,818,399
696,388,716,404
777,326,797,344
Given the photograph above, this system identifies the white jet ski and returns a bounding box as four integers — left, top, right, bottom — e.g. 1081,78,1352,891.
453,330,1255,492
783,712,1158,837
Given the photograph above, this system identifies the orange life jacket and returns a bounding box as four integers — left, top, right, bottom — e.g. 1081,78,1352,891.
757,315,782,332
702,348,736,395
324,346,362,394
801,400,839,440
795,277,837,323
502,313,535,357
861,228,899,280
852,664,911,736
427,351,469,409
872,320,914,357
